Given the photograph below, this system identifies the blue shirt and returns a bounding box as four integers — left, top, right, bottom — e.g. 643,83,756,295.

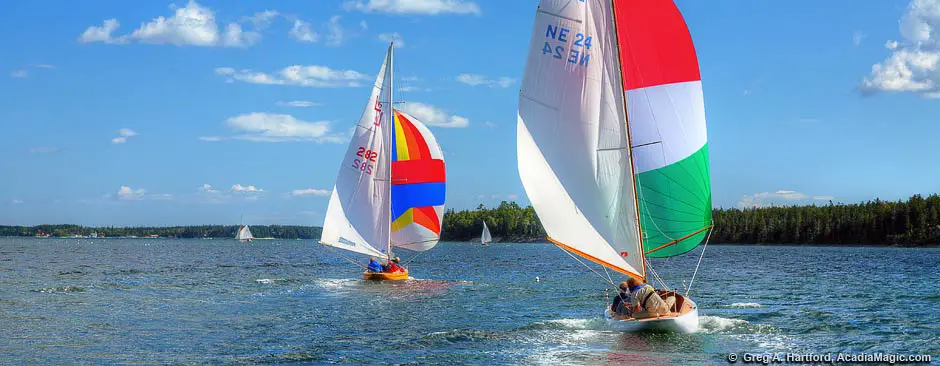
367,260,383,273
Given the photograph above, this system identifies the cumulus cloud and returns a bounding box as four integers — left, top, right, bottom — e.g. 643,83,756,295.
859,0,940,98
289,19,318,42
399,102,469,128
737,190,833,208
291,188,330,197
378,32,405,47
456,73,515,88
344,0,481,15
78,1,266,47
232,184,263,193
218,113,343,142
214,65,368,87
276,100,321,107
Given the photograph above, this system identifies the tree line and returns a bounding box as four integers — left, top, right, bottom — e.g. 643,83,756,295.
3,194,939,246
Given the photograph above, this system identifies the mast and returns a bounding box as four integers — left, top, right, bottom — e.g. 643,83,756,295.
386,41,395,262
608,0,647,282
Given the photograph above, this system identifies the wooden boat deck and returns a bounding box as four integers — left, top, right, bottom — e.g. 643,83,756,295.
607,291,696,322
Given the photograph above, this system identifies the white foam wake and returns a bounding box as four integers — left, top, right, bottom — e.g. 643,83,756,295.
729,302,762,308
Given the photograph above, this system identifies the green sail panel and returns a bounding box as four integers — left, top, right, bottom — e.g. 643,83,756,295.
637,144,712,258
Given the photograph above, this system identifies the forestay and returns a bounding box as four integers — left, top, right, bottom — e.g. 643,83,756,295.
320,46,394,259
517,0,645,279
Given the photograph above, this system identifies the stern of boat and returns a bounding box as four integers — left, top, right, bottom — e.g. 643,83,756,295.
604,292,700,333
362,269,410,281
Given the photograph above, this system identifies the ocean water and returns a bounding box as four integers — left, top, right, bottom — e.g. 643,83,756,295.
0,238,938,365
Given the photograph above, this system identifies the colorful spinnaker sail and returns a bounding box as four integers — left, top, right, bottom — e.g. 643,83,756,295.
390,110,446,252
517,0,711,281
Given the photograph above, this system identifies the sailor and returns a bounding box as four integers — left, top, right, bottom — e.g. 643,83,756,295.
626,277,676,318
610,281,632,315
367,257,383,273
384,257,404,273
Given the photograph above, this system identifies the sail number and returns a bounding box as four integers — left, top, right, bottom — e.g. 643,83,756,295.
353,147,378,175
542,24,591,68
373,100,383,126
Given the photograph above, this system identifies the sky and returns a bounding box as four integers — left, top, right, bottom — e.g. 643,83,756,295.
2,0,940,226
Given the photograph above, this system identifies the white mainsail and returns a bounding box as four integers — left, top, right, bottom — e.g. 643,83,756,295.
236,225,254,241
481,220,492,245
320,45,395,259
517,0,645,279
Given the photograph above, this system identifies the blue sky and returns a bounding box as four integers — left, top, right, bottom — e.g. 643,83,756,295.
3,0,940,226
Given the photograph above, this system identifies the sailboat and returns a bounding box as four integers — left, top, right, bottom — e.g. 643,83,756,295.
517,0,712,333
236,225,254,242
481,220,492,246
319,43,447,281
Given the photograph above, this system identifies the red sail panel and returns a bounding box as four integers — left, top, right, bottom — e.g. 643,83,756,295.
614,0,701,91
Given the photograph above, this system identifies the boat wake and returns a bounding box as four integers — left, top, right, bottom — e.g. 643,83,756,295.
728,302,763,308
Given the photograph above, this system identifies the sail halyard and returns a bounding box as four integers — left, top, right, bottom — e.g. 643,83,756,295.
608,0,647,282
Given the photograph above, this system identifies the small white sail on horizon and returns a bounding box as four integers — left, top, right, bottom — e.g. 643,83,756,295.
481,220,492,245
236,225,254,242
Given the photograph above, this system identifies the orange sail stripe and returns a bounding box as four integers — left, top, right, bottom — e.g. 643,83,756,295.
397,111,431,160
412,206,441,234
547,237,644,281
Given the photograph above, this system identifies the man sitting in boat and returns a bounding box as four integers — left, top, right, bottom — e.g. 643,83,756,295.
626,278,676,319
610,281,632,315
383,257,405,273
367,257,383,273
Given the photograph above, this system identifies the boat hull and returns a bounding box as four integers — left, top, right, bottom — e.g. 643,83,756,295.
362,269,409,281
604,297,699,333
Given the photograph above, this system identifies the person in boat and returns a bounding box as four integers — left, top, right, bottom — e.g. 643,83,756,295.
367,257,383,273
384,257,404,273
610,281,632,315
626,277,676,318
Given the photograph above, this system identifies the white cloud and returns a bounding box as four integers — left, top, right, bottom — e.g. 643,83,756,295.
11,199,24,204
289,20,318,42
482,121,496,127
291,188,330,197
117,186,147,200
78,19,123,44
860,0,940,98
35,64,56,69
232,184,263,193
853,30,866,47
78,1,264,47
344,0,481,15
399,102,469,128
378,32,405,47
112,128,138,144
200,184,220,194
10,69,28,78
324,16,346,46
215,65,368,87
276,100,321,107
198,136,225,142
737,190,834,208
456,73,515,88
215,112,343,143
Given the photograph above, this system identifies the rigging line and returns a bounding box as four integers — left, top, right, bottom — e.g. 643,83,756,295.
321,244,369,270
401,248,430,267
685,228,713,298
558,246,618,289
645,260,669,290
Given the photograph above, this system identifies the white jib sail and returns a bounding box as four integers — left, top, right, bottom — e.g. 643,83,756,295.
320,46,394,259
481,220,492,244
517,0,644,278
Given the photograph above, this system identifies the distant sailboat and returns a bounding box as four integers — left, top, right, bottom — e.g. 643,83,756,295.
236,225,254,242
517,0,713,333
320,42,447,281
481,220,492,246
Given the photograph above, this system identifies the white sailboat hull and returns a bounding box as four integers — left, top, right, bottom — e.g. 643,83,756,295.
604,298,699,333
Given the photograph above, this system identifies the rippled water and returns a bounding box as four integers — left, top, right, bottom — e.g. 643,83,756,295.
0,238,938,364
